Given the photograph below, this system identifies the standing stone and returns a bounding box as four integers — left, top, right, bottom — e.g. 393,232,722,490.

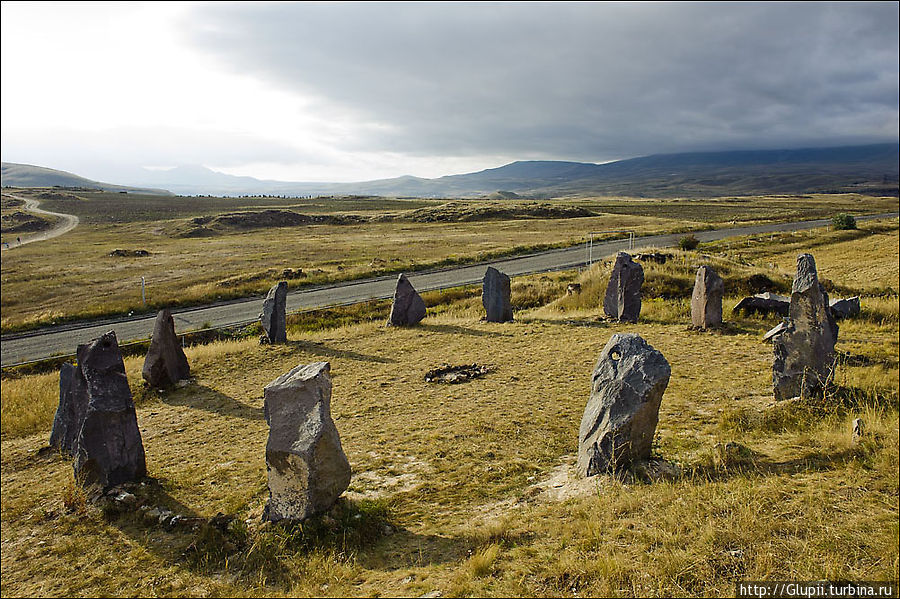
603,252,644,323
852,418,864,442
691,265,724,328
772,254,839,400
259,281,288,343
263,362,351,521
482,267,513,323
142,309,190,388
73,331,147,490
387,274,427,326
49,362,89,455
577,334,671,477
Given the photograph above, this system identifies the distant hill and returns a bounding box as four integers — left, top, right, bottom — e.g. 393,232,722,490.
0,163,172,195
3,143,897,198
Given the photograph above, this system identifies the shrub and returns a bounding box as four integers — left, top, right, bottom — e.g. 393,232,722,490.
678,234,700,251
832,213,857,230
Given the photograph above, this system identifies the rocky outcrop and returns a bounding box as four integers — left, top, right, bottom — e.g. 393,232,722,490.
263,362,351,521
260,281,288,343
142,309,190,388
482,267,513,322
387,274,427,326
603,252,644,323
772,254,838,400
691,265,724,328
72,331,147,490
577,334,671,476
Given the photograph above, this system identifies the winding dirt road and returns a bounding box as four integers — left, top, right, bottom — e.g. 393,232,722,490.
0,193,79,250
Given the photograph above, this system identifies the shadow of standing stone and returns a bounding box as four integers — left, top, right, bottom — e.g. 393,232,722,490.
691,265,724,328
263,362,351,521
482,267,513,322
260,281,288,343
773,254,838,401
387,274,427,326
142,308,190,388
577,333,670,477
603,252,644,323
72,331,147,491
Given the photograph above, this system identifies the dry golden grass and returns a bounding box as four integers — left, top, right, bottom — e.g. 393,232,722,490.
1,223,897,597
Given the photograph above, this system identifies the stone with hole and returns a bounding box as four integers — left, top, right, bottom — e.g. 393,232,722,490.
577,333,671,476
387,274,427,326
772,254,838,400
482,267,513,322
72,331,147,492
259,281,288,343
263,362,351,521
603,252,644,323
691,265,724,328
142,308,190,388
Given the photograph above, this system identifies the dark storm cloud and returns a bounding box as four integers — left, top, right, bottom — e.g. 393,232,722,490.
184,2,899,161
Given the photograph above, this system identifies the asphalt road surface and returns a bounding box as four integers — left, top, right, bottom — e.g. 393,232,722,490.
2,212,896,367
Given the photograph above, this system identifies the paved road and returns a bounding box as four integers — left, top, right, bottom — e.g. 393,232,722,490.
2,212,896,367
0,193,79,250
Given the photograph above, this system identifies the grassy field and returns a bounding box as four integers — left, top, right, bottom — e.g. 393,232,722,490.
1,221,897,597
1,190,895,333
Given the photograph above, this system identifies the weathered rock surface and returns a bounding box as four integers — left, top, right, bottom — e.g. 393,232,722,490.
732,292,790,317
762,319,789,343
603,252,644,323
49,362,89,455
142,309,190,388
482,267,513,322
691,265,724,328
829,296,861,320
72,331,147,490
263,362,351,521
773,254,838,400
387,274,427,326
259,281,288,343
577,333,671,477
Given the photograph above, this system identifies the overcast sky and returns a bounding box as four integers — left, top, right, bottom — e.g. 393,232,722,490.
1,1,898,183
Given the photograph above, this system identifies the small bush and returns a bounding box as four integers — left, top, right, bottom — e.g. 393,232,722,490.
832,213,857,230
678,234,700,251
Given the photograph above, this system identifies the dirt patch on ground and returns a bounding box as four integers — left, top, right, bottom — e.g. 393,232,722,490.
1,211,53,233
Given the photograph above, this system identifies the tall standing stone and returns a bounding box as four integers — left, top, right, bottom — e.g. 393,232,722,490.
577,334,670,477
49,362,89,455
142,308,190,388
772,254,838,400
603,252,644,323
691,265,724,328
73,331,147,490
387,274,427,326
260,281,288,343
482,267,513,323
263,362,351,521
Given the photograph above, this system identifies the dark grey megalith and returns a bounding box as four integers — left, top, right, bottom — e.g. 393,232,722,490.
142,308,190,388
482,267,513,323
72,331,147,490
603,252,644,323
732,292,790,317
49,362,89,455
691,265,724,328
260,281,288,343
577,333,671,477
387,274,427,326
772,254,839,401
263,362,351,521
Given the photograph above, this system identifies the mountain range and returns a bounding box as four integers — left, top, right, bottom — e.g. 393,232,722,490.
3,143,898,198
